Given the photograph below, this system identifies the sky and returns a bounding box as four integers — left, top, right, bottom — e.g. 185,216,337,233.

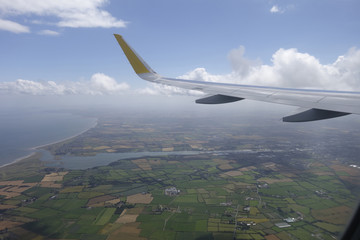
0,0,359,98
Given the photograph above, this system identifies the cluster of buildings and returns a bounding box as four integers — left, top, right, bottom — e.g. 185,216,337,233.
165,186,180,196
275,217,298,228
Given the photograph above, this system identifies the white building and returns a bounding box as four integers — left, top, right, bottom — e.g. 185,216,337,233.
165,187,180,196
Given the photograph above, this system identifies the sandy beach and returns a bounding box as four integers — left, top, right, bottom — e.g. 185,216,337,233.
0,152,38,169
0,120,98,169
33,120,98,150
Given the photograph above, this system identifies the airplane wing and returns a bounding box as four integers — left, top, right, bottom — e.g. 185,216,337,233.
114,34,360,122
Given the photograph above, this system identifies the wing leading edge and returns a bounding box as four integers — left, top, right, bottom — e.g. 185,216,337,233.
114,34,360,122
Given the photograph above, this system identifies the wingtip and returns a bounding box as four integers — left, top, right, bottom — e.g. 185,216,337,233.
113,34,122,40
114,34,155,75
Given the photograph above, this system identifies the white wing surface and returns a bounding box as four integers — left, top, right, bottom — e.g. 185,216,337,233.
114,34,360,122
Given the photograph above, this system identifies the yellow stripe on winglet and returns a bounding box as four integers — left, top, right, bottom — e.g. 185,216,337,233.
114,34,150,74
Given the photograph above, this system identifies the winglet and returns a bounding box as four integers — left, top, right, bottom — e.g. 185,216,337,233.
114,34,156,75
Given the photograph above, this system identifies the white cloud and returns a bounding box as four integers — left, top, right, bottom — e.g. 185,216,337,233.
136,86,159,96
178,46,360,91
137,83,204,97
0,0,127,33
0,73,129,95
119,47,360,96
90,73,129,93
270,5,283,14
0,18,29,33
38,29,59,36
227,46,261,76
2,48,360,96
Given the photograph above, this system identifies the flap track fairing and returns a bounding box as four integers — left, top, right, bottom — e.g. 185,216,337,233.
283,108,350,122
196,94,244,104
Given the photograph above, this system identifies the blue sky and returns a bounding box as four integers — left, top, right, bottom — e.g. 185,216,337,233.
0,0,359,95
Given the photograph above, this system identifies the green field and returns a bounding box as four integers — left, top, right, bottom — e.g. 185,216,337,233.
0,114,359,240
94,208,116,225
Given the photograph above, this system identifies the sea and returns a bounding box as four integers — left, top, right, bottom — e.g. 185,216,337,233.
0,110,97,167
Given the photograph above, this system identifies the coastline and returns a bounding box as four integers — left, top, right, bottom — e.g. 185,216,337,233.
0,119,98,170
0,152,38,169
33,119,98,150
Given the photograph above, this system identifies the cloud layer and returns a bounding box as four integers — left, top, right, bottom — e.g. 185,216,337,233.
179,47,360,92
1,47,359,96
0,0,126,34
0,73,129,95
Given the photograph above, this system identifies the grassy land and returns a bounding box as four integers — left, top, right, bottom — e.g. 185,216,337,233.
1,115,359,240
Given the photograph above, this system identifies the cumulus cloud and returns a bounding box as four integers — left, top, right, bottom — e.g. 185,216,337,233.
38,29,60,36
270,5,287,14
178,46,360,91
0,73,129,95
270,5,280,13
123,47,360,96
90,73,129,93
0,18,29,33
136,83,204,97
2,48,360,96
0,0,126,34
